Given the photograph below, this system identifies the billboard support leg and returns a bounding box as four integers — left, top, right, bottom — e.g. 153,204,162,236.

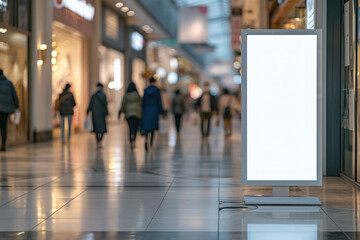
272,186,289,197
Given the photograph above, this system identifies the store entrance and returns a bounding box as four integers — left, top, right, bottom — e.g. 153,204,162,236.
52,22,87,137
0,29,28,145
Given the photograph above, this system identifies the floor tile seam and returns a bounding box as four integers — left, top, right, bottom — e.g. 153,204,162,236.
0,190,37,208
144,157,187,232
31,166,85,189
320,206,353,240
28,188,88,231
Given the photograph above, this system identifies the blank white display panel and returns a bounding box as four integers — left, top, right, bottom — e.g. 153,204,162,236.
246,34,318,182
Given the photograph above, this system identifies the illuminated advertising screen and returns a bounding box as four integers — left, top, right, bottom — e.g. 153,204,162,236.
241,30,322,186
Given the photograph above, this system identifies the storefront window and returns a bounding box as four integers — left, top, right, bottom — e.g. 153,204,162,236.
99,46,125,122
0,0,30,31
52,22,84,133
342,0,357,180
0,29,28,143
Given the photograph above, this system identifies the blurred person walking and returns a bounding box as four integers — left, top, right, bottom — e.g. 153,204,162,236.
57,83,76,142
172,89,185,133
141,77,164,151
87,83,108,148
0,69,19,152
119,82,142,149
196,82,217,137
218,89,240,137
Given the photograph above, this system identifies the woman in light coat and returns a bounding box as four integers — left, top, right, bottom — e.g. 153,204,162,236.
119,82,142,149
218,89,241,137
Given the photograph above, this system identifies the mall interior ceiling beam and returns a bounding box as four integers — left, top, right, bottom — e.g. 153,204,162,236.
271,0,303,28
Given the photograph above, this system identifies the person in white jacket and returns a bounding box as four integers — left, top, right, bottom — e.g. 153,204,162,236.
218,89,241,137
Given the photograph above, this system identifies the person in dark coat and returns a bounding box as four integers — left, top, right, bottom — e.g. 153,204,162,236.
172,89,185,133
141,77,164,151
0,69,19,151
195,82,217,137
87,83,108,147
58,83,76,142
119,82,142,149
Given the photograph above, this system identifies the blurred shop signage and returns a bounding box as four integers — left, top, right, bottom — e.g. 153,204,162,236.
306,0,315,29
53,0,95,21
0,0,7,11
105,8,119,40
178,6,208,43
53,0,95,36
231,7,242,50
132,32,144,51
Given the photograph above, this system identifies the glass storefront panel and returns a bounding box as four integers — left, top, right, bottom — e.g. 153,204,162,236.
0,29,28,144
342,0,357,179
52,22,85,134
99,46,125,123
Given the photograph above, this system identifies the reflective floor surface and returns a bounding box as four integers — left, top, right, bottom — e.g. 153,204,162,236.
0,117,359,239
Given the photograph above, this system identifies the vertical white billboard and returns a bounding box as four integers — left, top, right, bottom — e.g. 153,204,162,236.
242,30,322,186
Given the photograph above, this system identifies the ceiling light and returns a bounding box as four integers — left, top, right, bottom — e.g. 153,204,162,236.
39,44,47,50
0,28,7,33
115,2,123,8
121,6,129,12
233,61,241,69
142,25,150,31
127,11,135,16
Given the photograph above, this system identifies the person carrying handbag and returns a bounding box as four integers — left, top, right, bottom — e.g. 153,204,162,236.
57,83,76,143
0,69,19,152
87,83,108,148
218,89,239,137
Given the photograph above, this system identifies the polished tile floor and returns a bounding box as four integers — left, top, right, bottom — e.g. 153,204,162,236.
0,117,359,239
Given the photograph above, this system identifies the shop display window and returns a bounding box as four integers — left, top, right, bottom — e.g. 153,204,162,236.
0,29,28,144
52,22,85,133
99,46,125,123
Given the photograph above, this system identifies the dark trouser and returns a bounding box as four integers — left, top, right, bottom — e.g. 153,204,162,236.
200,112,212,136
96,133,104,143
127,117,140,143
174,114,182,133
145,131,155,146
0,112,8,147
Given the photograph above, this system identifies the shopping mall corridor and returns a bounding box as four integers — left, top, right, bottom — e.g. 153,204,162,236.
0,117,358,239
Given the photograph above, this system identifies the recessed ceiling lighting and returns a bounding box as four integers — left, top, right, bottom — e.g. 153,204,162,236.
121,6,129,12
127,11,135,16
115,2,123,8
142,25,150,31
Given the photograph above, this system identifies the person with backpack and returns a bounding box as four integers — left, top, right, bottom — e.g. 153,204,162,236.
57,83,76,143
118,82,142,149
0,69,19,151
218,88,240,137
87,83,108,148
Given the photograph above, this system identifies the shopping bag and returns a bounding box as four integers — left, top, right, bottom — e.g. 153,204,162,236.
10,109,21,125
84,116,92,132
159,117,168,134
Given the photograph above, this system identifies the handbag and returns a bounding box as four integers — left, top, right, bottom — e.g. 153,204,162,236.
10,109,21,125
84,116,92,132
55,93,72,111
